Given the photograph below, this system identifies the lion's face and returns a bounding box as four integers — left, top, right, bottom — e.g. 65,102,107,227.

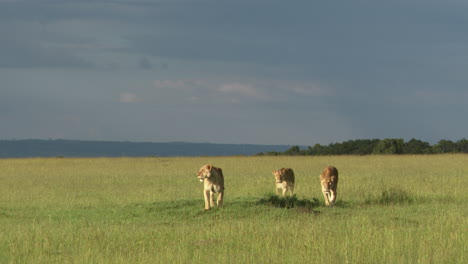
197,165,212,182
272,170,282,183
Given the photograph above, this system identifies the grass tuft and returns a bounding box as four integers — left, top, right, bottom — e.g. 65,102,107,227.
258,194,320,209
365,187,414,205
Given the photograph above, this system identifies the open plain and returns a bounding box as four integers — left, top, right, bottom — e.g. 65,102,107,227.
0,155,466,263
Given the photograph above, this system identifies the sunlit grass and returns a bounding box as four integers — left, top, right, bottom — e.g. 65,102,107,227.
0,155,467,263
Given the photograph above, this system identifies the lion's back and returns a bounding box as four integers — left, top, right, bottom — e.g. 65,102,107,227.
281,168,295,184
215,168,224,186
211,167,225,190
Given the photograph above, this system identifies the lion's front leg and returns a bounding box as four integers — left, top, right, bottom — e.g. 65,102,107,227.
209,191,216,207
322,189,331,206
203,190,211,210
329,189,337,206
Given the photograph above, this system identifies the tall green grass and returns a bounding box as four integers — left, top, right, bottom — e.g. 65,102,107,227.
0,155,467,263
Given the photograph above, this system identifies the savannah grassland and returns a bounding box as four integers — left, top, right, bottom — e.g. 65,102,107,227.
0,155,466,264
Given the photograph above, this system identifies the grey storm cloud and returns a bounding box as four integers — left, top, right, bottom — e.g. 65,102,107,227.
119,0,468,87
2,0,468,73
138,57,152,70
1,0,468,144
0,19,94,68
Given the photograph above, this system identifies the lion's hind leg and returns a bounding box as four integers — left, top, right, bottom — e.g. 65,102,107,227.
217,191,224,208
289,183,295,196
209,191,215,207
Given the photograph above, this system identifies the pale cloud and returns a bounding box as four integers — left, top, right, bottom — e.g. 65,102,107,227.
153,79,335,103
154,79,269,102
154,80,207,90
291,84,334,97
153,80,185,89
218,83,258,97
387,89,468,107
230,98,241,104
186,96,200,102
414,90,467,105
119,92,139,103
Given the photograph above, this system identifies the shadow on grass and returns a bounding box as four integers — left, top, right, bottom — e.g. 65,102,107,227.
333,200,354,208
122,187,417,222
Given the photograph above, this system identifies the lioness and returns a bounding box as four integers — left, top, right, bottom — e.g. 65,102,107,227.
272,168,295,196
197,164,225,210
320,166,339,206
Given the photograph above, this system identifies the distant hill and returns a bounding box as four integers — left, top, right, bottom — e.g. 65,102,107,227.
0,139,292,158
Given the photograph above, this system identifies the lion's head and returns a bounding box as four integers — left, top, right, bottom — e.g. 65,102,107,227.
197,164,213,182
272,169,283,184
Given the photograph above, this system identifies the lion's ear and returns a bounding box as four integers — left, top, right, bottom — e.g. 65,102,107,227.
207,164,212,171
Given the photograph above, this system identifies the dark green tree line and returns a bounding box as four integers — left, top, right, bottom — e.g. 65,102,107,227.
259,138,468,156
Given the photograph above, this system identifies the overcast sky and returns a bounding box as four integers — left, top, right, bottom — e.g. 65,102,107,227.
1,0,467,145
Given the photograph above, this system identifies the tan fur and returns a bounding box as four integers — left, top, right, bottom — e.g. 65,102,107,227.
320,166,339,206
272,168,295,196
197,164,225,210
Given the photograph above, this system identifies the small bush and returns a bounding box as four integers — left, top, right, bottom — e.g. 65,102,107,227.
258,194,320,209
